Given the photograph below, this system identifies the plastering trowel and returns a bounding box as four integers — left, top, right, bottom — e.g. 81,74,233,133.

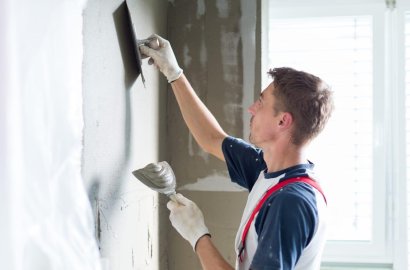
124,0,159,87
132,161,177,201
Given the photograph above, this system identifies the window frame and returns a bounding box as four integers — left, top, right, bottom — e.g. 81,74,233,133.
261,0,397,266
398,2,410,270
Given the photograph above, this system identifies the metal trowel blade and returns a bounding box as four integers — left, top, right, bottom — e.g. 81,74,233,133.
124,0,145,87
132,161,176,196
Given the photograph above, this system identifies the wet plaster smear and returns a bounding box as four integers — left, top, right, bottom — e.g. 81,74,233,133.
82,0,168,269
167,0,259,269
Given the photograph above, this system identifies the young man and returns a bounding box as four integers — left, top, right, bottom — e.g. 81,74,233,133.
140,34,334,270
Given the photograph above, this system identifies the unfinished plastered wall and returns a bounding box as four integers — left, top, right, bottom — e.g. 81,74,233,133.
167,0,260,269
82,1,168,269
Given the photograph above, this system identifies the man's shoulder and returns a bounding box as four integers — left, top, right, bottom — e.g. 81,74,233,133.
222,136,266,190
270,181,319,207
223,136,258,150
255,181,321,227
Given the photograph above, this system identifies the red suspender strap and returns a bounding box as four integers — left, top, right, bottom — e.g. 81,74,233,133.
238,176,327,262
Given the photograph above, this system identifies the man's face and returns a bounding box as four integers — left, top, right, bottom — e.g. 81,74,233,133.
247,83,283,147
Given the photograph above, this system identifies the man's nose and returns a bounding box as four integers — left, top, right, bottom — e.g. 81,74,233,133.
248,102,257,115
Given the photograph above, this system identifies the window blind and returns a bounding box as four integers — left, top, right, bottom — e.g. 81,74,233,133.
268,15,373,241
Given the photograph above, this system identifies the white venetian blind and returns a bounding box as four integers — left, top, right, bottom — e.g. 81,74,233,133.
268,15,373,241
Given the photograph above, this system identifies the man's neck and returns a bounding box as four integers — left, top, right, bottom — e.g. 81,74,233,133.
262,142,305,173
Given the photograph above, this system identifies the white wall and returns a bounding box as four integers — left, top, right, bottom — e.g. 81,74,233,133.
82,0,168,269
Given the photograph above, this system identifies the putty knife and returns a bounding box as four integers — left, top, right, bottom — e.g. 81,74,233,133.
132,161,178,201
125,0,159,87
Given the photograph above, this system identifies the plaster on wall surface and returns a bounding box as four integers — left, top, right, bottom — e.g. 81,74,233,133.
240,0,258,139
168,0,245,189
167,0,258,192
179,173,245,191
167,0,259,269
82,1,168,269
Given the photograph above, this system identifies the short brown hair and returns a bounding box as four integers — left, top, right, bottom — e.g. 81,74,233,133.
268,67,334,145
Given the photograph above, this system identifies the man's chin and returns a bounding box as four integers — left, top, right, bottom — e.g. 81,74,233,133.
248,135,259,147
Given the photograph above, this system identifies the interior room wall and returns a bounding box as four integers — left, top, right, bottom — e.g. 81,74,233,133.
82,1,168,269
166,0,260,269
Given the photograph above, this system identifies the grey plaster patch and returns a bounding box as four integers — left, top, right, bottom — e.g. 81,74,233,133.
183,44,192,67
220,30,240,85
223,103,242,126
216,0,229,18
197,0,206,18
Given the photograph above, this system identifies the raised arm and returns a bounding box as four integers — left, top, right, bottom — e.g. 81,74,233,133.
170,74,227,160
140,35,227,161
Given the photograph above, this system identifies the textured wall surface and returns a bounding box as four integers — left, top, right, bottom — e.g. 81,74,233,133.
166,0,260,269
82,0,260,268
82,1,168,269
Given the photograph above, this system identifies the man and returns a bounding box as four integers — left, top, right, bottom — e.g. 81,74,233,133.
140,34,333,270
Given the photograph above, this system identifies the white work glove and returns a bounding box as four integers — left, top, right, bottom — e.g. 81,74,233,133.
167,193,210,251
139,34,183,83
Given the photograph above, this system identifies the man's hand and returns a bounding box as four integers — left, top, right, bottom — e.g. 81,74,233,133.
139,34,183,83
167,193,210,251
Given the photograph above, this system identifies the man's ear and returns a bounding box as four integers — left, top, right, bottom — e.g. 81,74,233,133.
278,112,293,129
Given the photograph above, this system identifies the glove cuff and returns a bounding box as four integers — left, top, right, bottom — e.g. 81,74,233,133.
167,68,183,83
189,225,210,251
193,233,211,251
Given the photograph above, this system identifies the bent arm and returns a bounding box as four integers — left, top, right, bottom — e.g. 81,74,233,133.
171,74,227,161
196,235,234,270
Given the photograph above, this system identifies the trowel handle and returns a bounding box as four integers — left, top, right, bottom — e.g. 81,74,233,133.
169,193,185,206
169,193,178,203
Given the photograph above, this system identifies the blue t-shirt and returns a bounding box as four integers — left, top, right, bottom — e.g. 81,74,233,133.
222,136,324,270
